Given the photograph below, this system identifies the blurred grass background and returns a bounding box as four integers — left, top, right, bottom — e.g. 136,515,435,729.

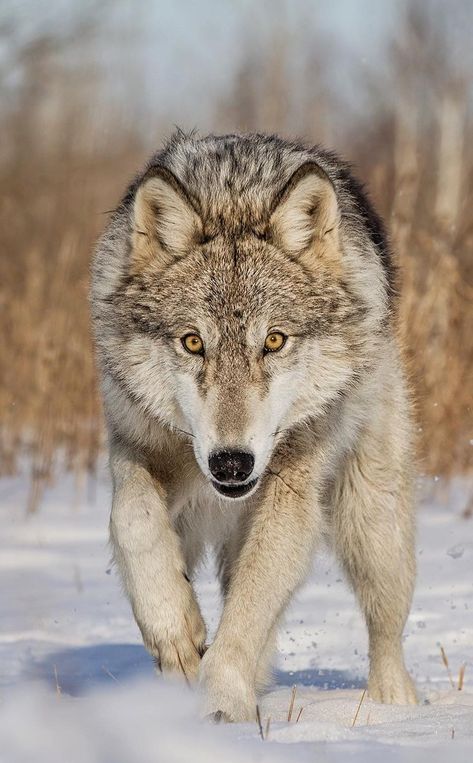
0,0,472,510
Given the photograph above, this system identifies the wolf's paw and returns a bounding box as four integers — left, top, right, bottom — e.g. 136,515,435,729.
368,665,417,705
199,646,257,722
138,579,207,683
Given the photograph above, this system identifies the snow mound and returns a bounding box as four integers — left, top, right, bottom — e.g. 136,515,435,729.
1,473,472,760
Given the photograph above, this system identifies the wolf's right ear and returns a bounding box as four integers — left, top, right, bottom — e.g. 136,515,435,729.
131,168,202,273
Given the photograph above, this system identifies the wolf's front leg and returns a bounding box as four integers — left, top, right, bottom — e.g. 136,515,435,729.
200,464,321,721
110,440,206,681
333,435,417,705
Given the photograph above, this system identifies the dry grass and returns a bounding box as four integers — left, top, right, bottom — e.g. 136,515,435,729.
0,33,144,508
0,3,472,508
440,645,467,690
287,684,297,722
351,688,367,727
458,664,466,691
0,134,143,509
264,714,271,740
440,644,455,688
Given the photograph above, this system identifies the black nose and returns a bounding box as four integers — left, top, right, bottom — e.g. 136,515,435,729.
208,450,255,483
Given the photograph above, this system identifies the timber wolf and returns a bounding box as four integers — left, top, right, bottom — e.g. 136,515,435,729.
91,131,417,721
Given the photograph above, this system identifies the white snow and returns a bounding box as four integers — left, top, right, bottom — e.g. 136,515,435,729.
1,471,472,761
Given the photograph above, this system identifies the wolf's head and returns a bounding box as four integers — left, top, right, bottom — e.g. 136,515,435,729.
96,134,390,500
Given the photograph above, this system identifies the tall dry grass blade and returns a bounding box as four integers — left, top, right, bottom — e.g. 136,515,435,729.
458,664,466,691
264,715,271,740
440,645,455,688
287,685,297,722
351,688,367,727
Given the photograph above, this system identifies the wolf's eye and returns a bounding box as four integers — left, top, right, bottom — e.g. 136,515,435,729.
264,332,286,354
182,334,204,356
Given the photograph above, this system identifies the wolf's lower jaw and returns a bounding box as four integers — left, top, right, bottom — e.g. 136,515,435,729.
211,478,258,499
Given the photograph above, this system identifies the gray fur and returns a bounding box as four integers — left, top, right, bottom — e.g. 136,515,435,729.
91,132,416,721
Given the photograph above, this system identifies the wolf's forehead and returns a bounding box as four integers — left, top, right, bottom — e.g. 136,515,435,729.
192,262,307,331
166,137,304,230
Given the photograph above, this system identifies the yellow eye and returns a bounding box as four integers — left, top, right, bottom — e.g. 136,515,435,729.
264,332,286,353
182,334,204,355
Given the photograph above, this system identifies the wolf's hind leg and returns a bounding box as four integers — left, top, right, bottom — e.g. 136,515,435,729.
110,439,206,682
333,440,417,705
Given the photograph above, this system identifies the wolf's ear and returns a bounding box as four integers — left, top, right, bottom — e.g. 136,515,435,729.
270,162,340,257
131,168,202,272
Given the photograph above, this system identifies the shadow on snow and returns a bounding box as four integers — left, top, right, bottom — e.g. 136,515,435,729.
29,643,364,696
30,643,153,695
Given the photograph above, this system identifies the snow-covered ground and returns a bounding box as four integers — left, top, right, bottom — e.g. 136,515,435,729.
1,471,472,762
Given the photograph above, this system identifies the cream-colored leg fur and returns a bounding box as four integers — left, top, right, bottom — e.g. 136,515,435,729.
333,425,417,704
109,440,206,681
200,459,322,722
254,622,279,692
217,541,279,695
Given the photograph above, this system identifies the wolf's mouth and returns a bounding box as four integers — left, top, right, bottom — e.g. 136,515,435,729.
211,478,258,499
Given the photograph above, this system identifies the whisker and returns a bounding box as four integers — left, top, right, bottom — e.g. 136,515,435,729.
172,426,195,439
271,426,293,437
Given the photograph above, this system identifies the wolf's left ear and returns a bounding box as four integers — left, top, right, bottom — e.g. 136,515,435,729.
131,167,202,272
270,162,340,256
